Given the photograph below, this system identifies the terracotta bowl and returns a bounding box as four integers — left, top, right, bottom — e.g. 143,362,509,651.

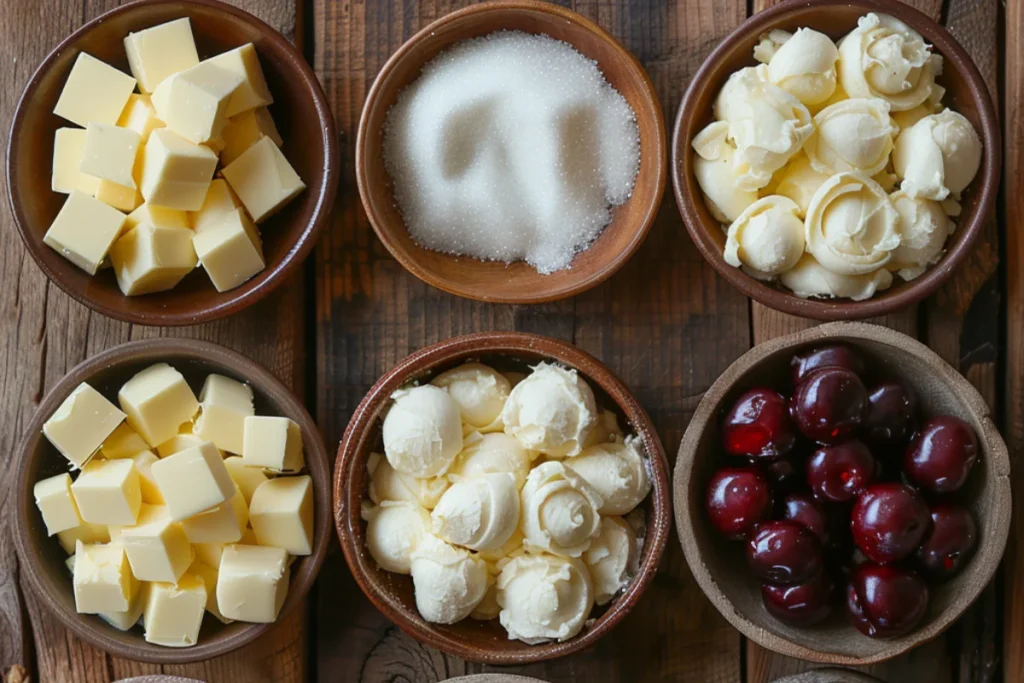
13,338,331,663
7,0,338,326
671,0,1001,320
334,332,671,664
356,1,667,304
771,671,883,683
674,322,1010,664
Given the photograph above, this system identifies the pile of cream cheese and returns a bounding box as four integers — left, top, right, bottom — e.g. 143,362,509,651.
362,361,652,643
692,13,982,301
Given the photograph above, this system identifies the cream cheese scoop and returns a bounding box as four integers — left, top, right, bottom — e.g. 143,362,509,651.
362,500,432,575
431,472,520,552
692,121,758,223
501,362,597,458
805,98,897,176
780,253,894,301
446,431,534,490
765,27,839,106
893,109,982,201
520,461,603,557
431,362,511,432
382,384,463,478
584,516,640,606
723,195,805,277
409,535,488,624
496,551,594,644
367,452,449,509
889,190,955,280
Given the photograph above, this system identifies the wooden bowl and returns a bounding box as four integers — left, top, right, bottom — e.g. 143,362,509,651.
670,0,1001,320
13,338,331,663
7,0,339,326
356,1,667,304
334,331,671,663
771,670,883,683
674,322,1011,664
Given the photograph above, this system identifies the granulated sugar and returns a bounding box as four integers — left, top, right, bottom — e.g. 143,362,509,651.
383,31,641,274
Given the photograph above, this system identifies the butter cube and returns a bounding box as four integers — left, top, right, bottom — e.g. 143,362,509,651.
95,180,143,213
73,540,138,614
140,129,219,211
193,542,226,568
117,94,166,142
249,475,313,556
242,416,303,473
224,456,269,505
71,458,142,526
217,545,289,623
120,504,194,582
124,18,199,93
110,224,198,296
52,128,100,195
131,450,165,504
219,107,281,165
43,382,126,468
118,363,199,447
99,586,147,631
65,554,76,573
181,488,248,543
80,122,140,189
152,441,235,521
252,107,283,146
43,191,127,275
101,423,150,459
125,202,189,232
222,137,305,223
34,473,82,535
157,433,204,458
57,521,110,554
54,52,136,128
241,526,259,545
193,374,254,454
206,44,273,117
152,61,242,144
143,572,207,647
188,179,240,233
190,559,232,623
193,208,265,293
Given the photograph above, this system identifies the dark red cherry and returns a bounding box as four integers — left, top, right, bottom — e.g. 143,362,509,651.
847,563,928,638
790,368,868,444
903,416,979,493
915,504,978,582
761,571,835,625
761,454,803,494
722,388,797,458
791,345,865,385
746,520,823,586
864,381,917,447
806,440,875,503
851,483,931,564
782,493,830,544
705,467,774,540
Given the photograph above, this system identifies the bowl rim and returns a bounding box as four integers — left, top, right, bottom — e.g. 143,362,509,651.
5,0,340,327
670,0,1002,321
333,330,672,664
355,0,668,304
673,321,1011,665
12,337,331,664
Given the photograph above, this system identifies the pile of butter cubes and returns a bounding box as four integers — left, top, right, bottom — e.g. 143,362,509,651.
46,18,306,296
34,362,314,647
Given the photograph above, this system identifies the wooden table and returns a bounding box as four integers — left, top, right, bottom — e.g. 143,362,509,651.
0,0,1019,681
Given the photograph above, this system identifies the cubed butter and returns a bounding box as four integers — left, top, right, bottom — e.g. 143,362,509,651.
157,433,204,458
216,544,289,623
52,128,100,195
249,475,313,556
193,374,254,453
189,558,232,623
151,61,242,144
57,521,111,554
188,179,240,233
95,180,143,213
240,526,258,545
221,137,305,223
117,94,166,142
125,202,189,232
124,18,199,93
99,586,147,631
43,382,126,468
118,362,199,447
34,473,82,535
131,450,165,504
224,456,269,505
120,504,194,583
180,488,248,543
193,207,266,293
193,542,226,569
143,572,207,647
80,122,140,189
140,129,219,211
101,422,150,459
54,52,136,128
151,441,235,521
73,540,138,614
71,458,142,526
242,416,303,472
206,44,273,117
110,224,197,296
219,107,281,165
65,554,76,573
43,190,127,275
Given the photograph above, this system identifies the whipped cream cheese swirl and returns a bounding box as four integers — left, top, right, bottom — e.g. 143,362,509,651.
497,552,594,643
501,362,597,458
520,461,604,557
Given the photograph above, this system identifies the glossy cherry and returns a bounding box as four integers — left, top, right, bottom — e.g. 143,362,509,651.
903,416,979,493
806,440,876,503
790,367,868,444
791,345,866,385
915,504,978,582
847,563,929,638
782,493,830,544
761,571,834,625
705,467,774,540
746,520,824,586
851,483,931,564
722,388,796,458
863,381,917,447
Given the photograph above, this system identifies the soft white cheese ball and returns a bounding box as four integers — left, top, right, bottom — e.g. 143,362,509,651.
805,98,897,176
362,501,432,575
766,27,839,106
409,535,488,624
520,461,603,557
753,29,794,64
781,253,894,301
583,409,625,448
891,104,934,131
496,552,594,644
470,574,501,621
367,452,449,509
431,472,520,551
723,195,805,277
565,436,652,516
584,516,639,606
501,363,597,459
889,190,954,281
382,385,463,478
893,110,982,201
774,153,830,216
431,363,511,431
447,431,534,490
691,121,759,223
477,528,525,566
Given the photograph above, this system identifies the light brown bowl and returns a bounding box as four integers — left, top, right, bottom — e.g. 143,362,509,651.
671,0,1001,320
674,322,1010,664
356,1,667,304
13,338,331,663
7,0,338,326
334,332,671,664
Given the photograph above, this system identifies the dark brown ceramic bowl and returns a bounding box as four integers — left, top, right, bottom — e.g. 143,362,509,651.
335,332,671,664
356,1,667,304
7,0,338,326
674,322,1011,664
13,338,331,663
671,0,1001,320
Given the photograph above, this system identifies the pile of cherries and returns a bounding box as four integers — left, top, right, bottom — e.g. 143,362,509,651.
704,345,980,639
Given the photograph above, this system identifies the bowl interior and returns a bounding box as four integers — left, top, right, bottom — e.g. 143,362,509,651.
358,3,666,304
673,0,999,320
8,0,333,325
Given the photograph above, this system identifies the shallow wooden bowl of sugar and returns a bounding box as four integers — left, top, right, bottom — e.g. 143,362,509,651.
671,0,1001,321
334,331,672,664
674,322,1010,665
13,338,331,663
7,0,338,326
356,1,667,304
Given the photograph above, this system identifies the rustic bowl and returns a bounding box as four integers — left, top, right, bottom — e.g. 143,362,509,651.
674,322,1011,664
335,331,671,664
7,0,338,326
13,338,331,663
671,0,1001,320
356,0,667,304
772,670,883,683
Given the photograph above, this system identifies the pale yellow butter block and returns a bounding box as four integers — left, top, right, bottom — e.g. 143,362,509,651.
118,94,166,142
52,128,100,195
157,433,204,458
193,541,226,569
121,504,194,582
242,416,303,473
151,441,235,521
249,475,313,556
189,558,232,623
125,202,189,232
143,572,207,647
240,526,258,545
140,129,219,211
54,52,136,128
193,208,265,293
57,521,111,554
131,450,165,504
222,137,305,223
193,374,254,454
65,554,76,573
206,44,273,117
188,179,240,234
118,362,199,447
43,190,127,275
219,107,281,165
80,122,140,189
43,382,126,468
204,135,226,154
252,107,283,146
34,473,82,535
101,422,150,459
216,544,289,623
151,61,243,144
73,540,138,614
71,458,142,526
99,586,147,631
95,180,143,213
124,18,199,93
110,224,197,296
180,488,248,543
223,456,268,504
